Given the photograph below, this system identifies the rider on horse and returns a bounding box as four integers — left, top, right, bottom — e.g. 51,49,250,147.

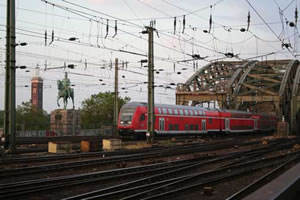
57,72,74,109
62,72,71,97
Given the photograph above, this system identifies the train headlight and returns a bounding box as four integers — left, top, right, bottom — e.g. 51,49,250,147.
120,121,124,124
128,121,131,124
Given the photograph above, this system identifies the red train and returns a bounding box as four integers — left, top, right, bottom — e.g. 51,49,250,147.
118,102,278,137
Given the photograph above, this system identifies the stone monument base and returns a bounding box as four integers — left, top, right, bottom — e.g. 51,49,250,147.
50,109,81,136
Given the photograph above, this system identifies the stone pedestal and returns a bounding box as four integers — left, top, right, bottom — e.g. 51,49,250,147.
276,122,289,137
51,109,81,136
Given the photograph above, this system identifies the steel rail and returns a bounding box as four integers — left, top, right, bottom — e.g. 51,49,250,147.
0,145,278,198
0,140,262,178
123,155,300,200
63,145,300,200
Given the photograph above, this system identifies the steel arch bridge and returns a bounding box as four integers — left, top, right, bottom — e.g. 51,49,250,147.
176,59,300,134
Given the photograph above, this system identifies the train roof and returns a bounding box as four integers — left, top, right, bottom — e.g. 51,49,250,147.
123,102,275,117
123,101,211,111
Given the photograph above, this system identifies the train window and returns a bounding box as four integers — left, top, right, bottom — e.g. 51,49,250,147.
179,109,184,115
162,108,167,114
194,110,198,116
208,118,213,124
174,109,178,115
175,124,179,130
139,114,145,121
168,108,173,115
189,110,194,116
158,108,162,114
169,124,174,130
190,124,194,130
184,110,189,116
195,124,199,130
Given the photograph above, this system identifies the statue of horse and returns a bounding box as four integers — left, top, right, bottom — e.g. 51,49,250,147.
57,80,74,109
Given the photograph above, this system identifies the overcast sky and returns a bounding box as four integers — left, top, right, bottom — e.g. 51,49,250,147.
0,0,299,112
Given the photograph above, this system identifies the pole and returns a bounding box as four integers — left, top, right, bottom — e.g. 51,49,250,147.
9,0,16,153
146,23,155,144
72,110,75,136
4,0,11,150
114,58,119,137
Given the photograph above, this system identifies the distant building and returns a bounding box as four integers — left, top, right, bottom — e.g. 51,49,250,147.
31,67,43,110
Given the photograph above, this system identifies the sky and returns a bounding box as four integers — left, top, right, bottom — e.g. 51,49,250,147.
0,0,299,112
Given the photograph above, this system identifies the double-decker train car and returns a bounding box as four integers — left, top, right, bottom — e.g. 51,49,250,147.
118,101,278,137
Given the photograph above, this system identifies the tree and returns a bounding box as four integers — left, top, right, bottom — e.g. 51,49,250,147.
16,101,50,130
80,92,130,128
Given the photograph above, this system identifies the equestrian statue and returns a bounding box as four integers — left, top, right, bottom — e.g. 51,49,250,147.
57,72,74,109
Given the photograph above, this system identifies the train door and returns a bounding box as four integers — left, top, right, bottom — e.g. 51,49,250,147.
159,118,165,132
201,120,206,132
225,118,230,132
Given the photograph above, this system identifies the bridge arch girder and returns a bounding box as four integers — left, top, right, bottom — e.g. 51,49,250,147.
231,60,299,127
176,61,246,107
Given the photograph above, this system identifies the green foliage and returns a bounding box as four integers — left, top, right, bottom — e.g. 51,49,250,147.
16,101,50,130
80,92,130,128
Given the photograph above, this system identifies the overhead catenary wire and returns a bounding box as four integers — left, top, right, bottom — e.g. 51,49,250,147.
245,0,297,58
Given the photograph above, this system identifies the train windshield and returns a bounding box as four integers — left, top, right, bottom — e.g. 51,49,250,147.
120,108,136,125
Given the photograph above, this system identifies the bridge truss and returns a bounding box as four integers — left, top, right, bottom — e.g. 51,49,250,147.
176,59,300,134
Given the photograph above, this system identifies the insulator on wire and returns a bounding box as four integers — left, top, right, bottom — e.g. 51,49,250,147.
173,63,176,72
295,7,298,26
44,60,47,71
209,15,212,33
49,30,54,45
45,30,47,46
105,19,109,39
173,17,176,34
193,61,195,71
247,11,251,31
182,15,186,34
113,20,117,38
209,5,212,33
85,59,87,70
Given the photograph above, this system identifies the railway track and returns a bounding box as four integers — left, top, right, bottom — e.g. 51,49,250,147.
0,139,265,179
225,157,296,200
64,151,300,200
0,134,279,166
0,139,299,199
1,136,241,165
